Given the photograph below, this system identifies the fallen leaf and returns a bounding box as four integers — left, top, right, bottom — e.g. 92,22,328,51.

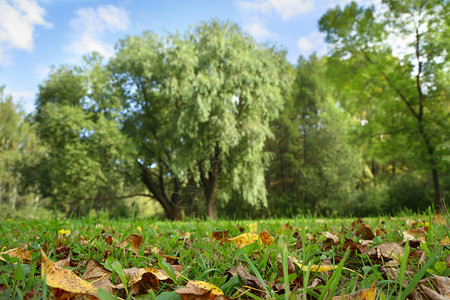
332,279,377,299
210,230,229,244
176,285,211,300
352,219,375,240
294,261,338,272
249,222,258,233
0,247,33,263
433,213,447,226
403,226,427,243
82,259,115,294
366,242,404,266
276,253,295,276
50,288,99,299
187,281,224,297
413,275,450,299
227,233,259,248
236,265,266,297
41,249,98,295
321,231,340,251
258,230,273,246
118,233,143,255
440,236,449,246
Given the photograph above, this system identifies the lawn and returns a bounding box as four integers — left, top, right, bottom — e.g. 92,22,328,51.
0,211,449,299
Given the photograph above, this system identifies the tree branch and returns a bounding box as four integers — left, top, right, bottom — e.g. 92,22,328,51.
361,50,419,120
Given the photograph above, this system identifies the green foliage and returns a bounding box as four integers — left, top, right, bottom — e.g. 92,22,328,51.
265,55,361,216
0,87,46,211
319,0,449,209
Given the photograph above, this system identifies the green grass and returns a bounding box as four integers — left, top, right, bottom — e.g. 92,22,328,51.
0,211,449,299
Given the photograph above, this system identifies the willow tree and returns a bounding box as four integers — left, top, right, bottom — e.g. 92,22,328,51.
110,20,291,219
319,0,449,209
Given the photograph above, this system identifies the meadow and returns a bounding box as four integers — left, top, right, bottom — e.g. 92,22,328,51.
0,211,449,299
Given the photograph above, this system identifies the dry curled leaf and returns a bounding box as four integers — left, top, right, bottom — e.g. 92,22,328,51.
82,259,115,294
117,233,142,255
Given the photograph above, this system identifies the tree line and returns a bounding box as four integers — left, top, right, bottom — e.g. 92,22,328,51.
1,0,448,220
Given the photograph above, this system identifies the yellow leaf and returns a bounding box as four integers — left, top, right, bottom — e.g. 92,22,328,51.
227,233,259,248
187,280,224,296
434,213,447,226
440,236,450,246
41,249,98,294
294,261,338,272
249,222,258,233
294,261,362,277
0,247,33,262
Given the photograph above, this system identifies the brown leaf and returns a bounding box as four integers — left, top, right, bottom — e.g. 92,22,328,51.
118,233,143,255
236,265,265,297
259,230,273,246
352,219,374,240
416,275,450,300
433,213,447,226
176,286,212,300
321,231,340,251
55,254,72,268
403,226,427,243
50,288,99,299
41,250,98,295
343,239,369,254
366,242,404,266
276,253,295,276
210,230,229,244
82,259,114,294
331,280,377,300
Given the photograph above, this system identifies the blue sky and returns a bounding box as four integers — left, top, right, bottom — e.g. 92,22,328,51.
0,0,376,113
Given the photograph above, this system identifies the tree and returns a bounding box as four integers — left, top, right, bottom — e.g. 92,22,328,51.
35,56,139,215
0,87,44,209
319,0,449,209
35,20,291,220
110,20,292,219
266,55,361,216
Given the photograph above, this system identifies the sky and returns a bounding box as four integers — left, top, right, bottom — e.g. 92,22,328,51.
0,0,377,113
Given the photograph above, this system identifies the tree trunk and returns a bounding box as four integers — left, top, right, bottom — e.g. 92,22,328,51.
419,127,444,210
200,144,220,220
138,161,183,221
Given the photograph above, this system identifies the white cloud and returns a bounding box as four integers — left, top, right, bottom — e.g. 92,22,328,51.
239,0,314,21
297,31,327,57
0,0,52,65
65,5,129,59
244,20,277,40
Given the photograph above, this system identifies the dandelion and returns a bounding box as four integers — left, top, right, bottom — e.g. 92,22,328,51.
58,229,71,235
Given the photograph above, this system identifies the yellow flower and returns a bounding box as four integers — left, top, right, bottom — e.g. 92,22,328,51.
6,219,13,222
137,226,142,233
58,229,71,235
